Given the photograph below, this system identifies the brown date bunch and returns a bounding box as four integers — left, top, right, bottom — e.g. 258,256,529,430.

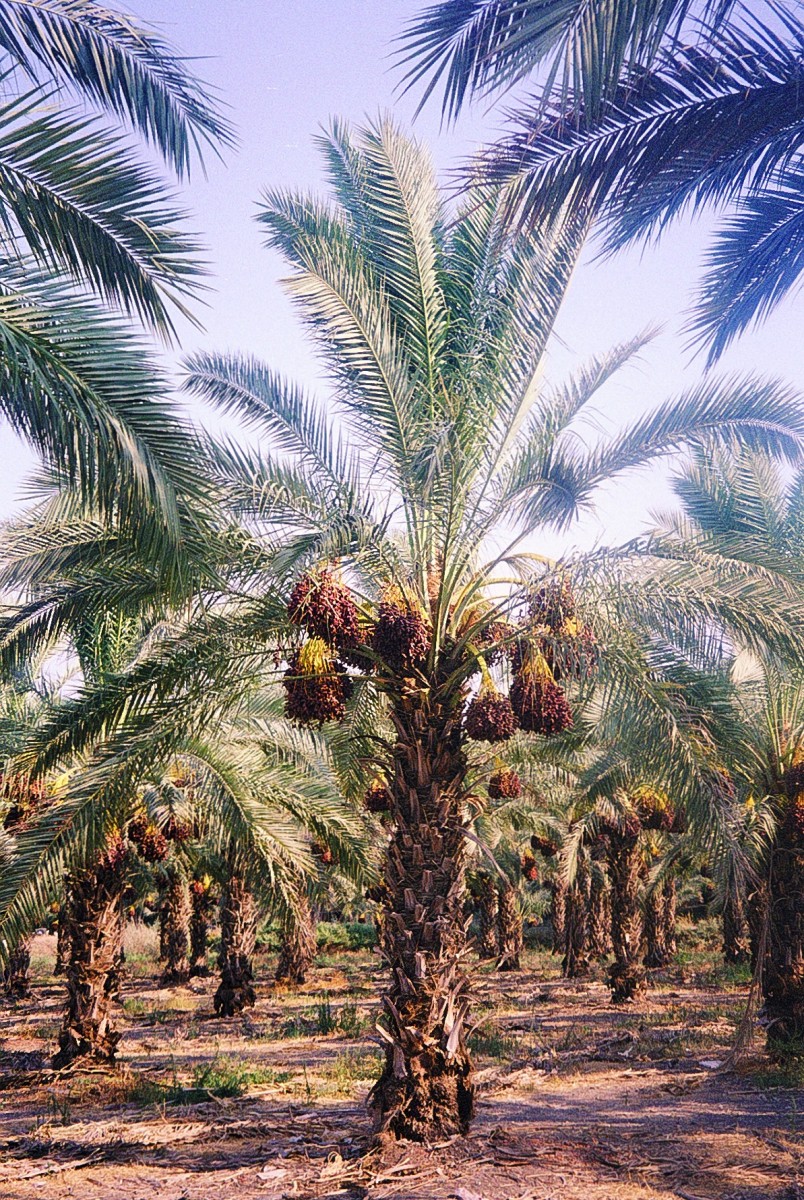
283,638,353,726
464,693,518,743
530,834,559,857
287,567,360,650
510,674,573,737
529,576,576,630
488,768,522,800
372,598,430,674
521,852,539,883
364,780,392,814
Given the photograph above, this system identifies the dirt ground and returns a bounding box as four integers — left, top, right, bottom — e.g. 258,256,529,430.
0,925,801,1200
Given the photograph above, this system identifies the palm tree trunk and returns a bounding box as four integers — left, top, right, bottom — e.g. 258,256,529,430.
748,879,769,971
367,696,474,1141
475,874,499,959
662,877,677,958
158,898,169,963
3,940,31,998
54,901,72,976
53,852,126,1066
588,868,611,960
497,882,523,971
644,877,676,969
275,887,317,986
189,880,213,977
550,878,567,954
762,831,804,1051
607,832,646,1003
160,870,190,985
214,876,257,1017
563,856,591,977
722,888,751,966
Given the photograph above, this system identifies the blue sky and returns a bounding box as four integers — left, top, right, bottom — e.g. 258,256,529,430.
1,0,802,553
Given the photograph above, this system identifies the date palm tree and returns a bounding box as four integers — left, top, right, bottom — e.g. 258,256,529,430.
650,447,804,1049
401,0,804,360
180,117,804,1138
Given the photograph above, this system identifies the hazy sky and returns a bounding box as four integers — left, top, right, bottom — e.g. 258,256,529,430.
2,0,801,555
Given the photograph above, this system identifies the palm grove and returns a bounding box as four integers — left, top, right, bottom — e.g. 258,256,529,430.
1,0,804,1147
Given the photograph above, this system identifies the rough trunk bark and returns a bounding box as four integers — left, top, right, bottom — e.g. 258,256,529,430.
275,888,317,986
497,882,523,971
608,833,646,1003
158,900,169,963
563,856,591,978
722,888,751,966
588,868,611,960
475,874,499,960
214,876,257,1017
644,879,676,968
189,881,214,977
747,880,769,972
550,878,567,954
367,691,474,1142
53,852,126,1066
2,940,31,999
762,828,804,1052
160,871,190,986
54,901,72,976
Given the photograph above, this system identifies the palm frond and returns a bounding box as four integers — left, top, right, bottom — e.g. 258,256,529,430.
0,0,234,175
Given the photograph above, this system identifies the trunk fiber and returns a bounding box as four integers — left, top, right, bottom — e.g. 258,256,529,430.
367,693,474,1141
54,902,72,976
3,940,31,999
588,868,611,960
475,875,499,960
563,856,591,978
275,889,317,986
161,871,190,986
214,876,257,1017
722,889,751,966
608,833,646,1003
762,830,804,1051
497,883,523,972
550,879,567,955
54,856,126,1066
645,879,676,968
189,883,214,977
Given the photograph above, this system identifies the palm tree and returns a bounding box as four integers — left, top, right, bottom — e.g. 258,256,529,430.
401,0,804,360
179,118,804,1138
651,447,804,1050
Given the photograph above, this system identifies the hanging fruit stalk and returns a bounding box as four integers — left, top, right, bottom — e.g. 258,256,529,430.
510,648,573,737
283,638,353,725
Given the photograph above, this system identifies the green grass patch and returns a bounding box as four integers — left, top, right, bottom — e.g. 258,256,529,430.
469,1025,519,1059
123,1058,291,1107
321,1049,382,1094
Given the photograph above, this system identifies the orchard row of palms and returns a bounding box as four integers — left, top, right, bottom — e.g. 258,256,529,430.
1,0,804,1147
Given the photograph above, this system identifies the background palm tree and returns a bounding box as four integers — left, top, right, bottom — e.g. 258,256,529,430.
401,0,804,360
